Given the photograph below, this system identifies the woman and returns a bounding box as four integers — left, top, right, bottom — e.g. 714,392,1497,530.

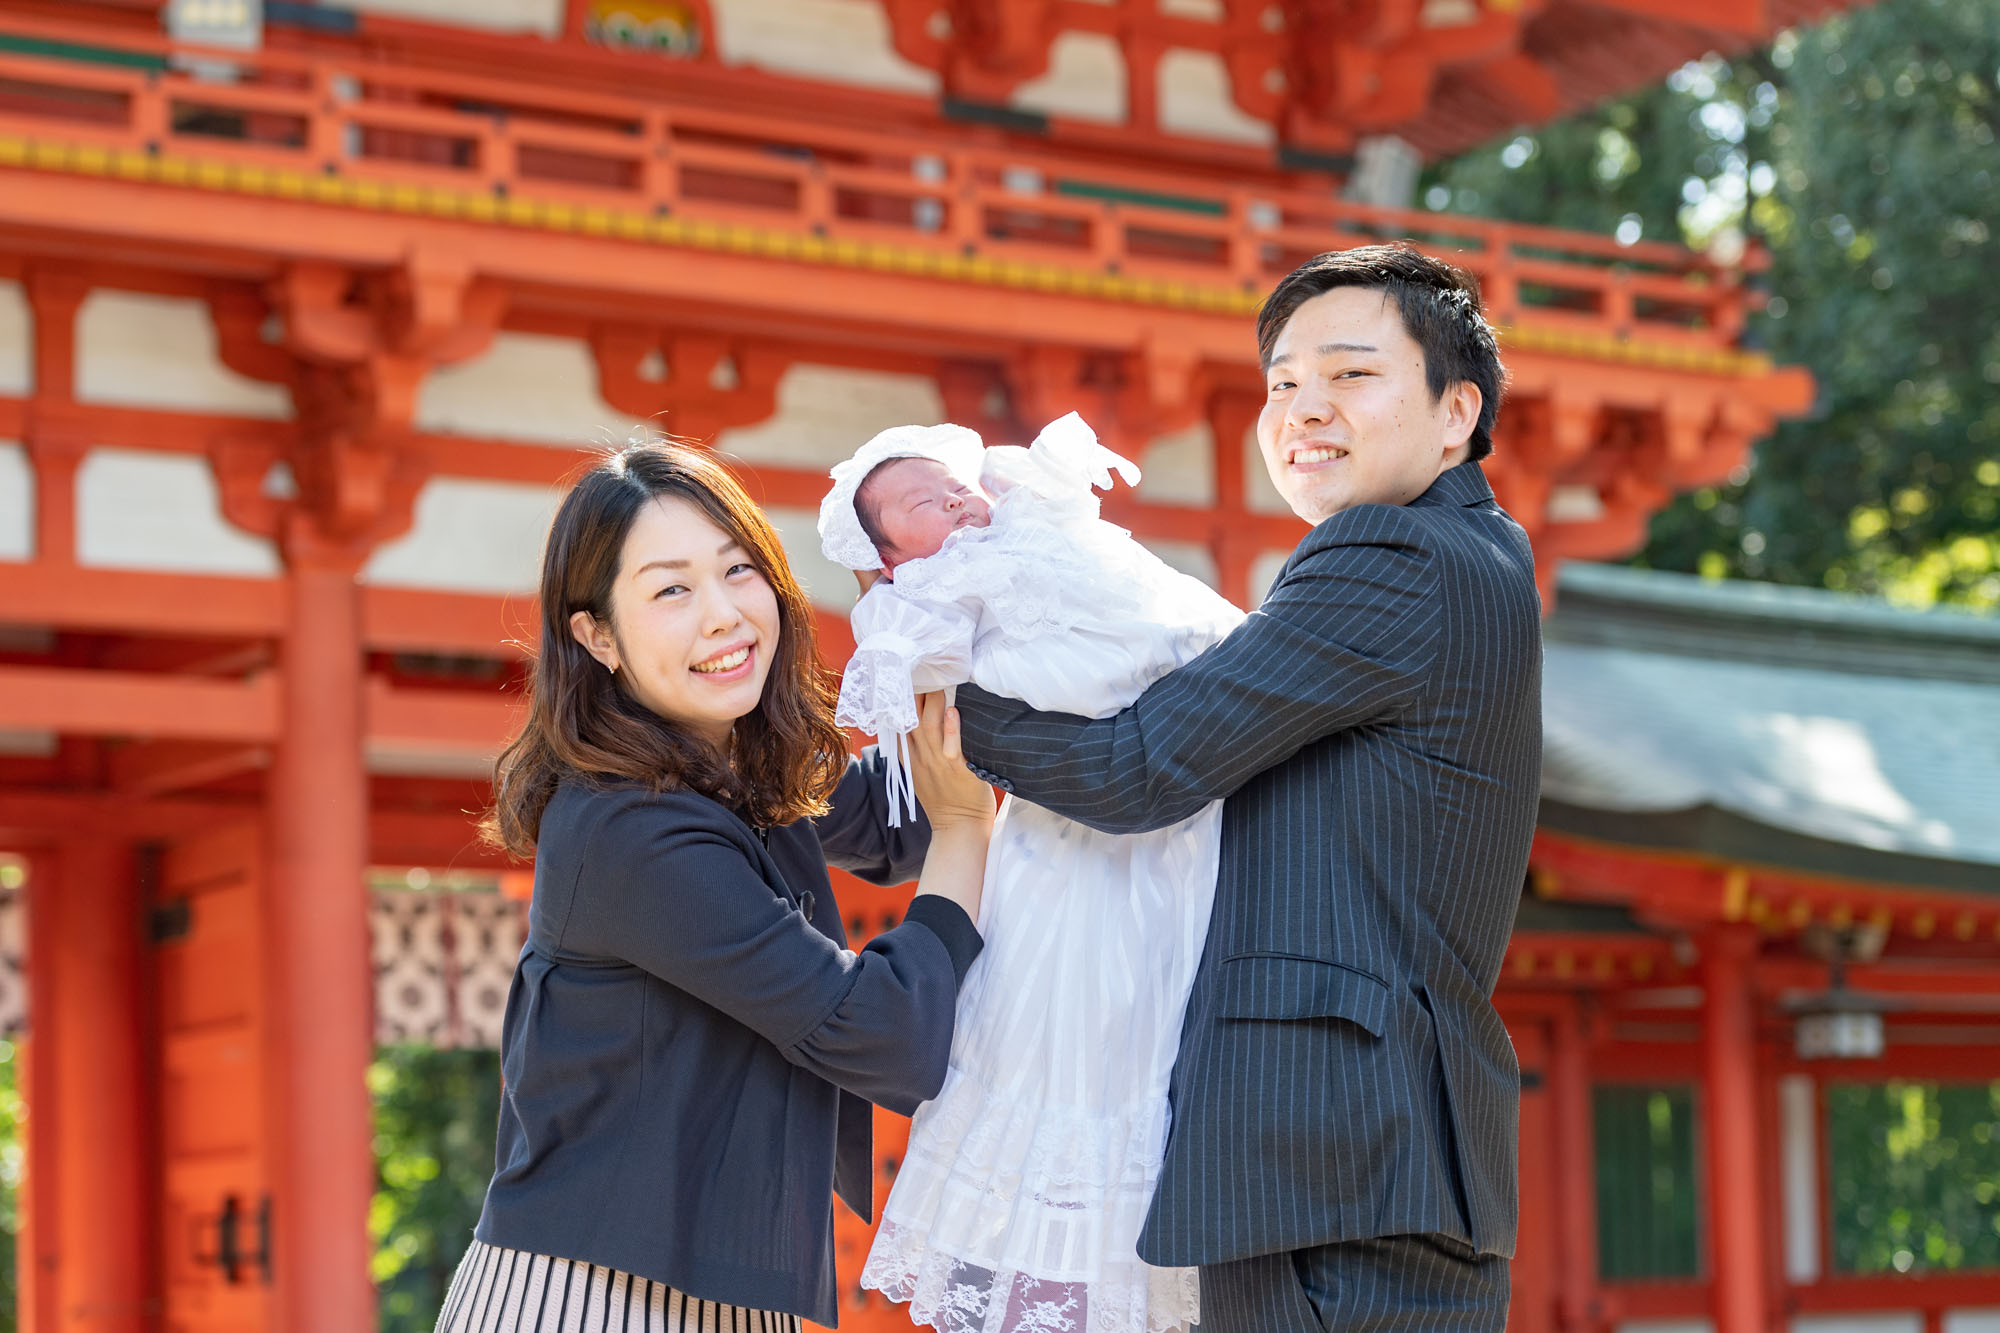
438,440,994,1332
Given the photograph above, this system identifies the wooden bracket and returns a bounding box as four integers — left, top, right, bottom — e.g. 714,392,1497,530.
1003,341,1213,460
587,325,785,442
208,253,508,552
882,0,1060,105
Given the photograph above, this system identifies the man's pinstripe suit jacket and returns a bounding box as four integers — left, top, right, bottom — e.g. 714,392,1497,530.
954,460,1542,1269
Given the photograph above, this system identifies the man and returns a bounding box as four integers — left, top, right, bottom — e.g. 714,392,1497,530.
950,244,1543,1332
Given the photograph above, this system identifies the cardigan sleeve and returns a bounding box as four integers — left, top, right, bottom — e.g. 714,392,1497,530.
811,748,933,885
560,792,977,1114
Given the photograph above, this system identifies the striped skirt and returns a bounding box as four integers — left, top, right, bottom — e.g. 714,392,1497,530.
436,1240,803,1333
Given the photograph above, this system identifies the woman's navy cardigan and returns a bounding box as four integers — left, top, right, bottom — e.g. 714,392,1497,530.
473,750,982,1325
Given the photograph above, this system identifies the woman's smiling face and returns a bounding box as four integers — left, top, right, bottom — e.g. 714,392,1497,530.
569,494,781,748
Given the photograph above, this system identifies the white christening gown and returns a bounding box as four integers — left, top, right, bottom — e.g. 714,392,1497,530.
843,418,1245,1333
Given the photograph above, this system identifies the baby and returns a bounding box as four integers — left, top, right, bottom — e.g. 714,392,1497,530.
853,455,993,577
819,414,1244,1333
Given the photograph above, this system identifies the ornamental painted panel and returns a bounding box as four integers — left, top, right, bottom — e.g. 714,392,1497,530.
0,885,24,1040
371,889,530,1049
452,893,529,1050
372,890,452,1046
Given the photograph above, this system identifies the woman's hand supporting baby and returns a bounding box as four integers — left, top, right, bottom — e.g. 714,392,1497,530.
908,691,993,926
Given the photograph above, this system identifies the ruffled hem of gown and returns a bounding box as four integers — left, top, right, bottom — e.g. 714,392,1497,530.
859,1064,1199,1333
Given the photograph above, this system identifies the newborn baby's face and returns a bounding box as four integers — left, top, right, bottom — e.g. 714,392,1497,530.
863,457,993,570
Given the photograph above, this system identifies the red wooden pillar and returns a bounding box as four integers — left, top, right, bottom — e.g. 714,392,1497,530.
1702,925,1767,1333
1207,391,1262,608
1550,996,1598,1333
265,532,376,1333
16,837,150,1333
230,253,497,1329
52,836,150,1333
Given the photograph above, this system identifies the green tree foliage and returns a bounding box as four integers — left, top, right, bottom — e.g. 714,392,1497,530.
1828,1080,2000,1273
1423,0,2000,608
0,1041,20,1333
1593,1085,1701,1280
369,1046,501,1333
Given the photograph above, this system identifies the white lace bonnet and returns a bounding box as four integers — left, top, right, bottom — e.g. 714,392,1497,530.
817,423,987,571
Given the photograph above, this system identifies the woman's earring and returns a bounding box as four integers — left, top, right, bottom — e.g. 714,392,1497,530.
608,661,618,675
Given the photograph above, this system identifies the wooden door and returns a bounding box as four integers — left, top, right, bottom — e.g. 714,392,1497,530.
151,823,274,1333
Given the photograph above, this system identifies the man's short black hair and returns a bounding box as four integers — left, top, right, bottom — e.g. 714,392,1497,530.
1255,244,1506,463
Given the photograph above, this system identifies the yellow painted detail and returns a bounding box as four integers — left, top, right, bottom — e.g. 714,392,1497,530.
1721,867,1749,922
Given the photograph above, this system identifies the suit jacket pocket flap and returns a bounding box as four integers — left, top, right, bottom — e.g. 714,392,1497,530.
1212,954,1391,1036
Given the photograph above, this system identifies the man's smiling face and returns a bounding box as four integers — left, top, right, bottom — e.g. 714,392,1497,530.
1256,285,1480,525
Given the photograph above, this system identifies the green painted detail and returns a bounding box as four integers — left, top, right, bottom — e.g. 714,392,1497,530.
1052,180,1225,217
0,33,168,71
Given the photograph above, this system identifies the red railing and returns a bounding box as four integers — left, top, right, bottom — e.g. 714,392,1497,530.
0,10,1757,348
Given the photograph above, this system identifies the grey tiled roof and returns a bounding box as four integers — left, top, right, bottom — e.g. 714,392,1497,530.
1540,564,2000,884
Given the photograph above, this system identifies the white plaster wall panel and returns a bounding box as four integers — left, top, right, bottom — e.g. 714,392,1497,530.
709,0,938,94
362,478,564,595
1792,1318,1922,1333
1243,420,1291,513
76,293,291,418
715,364,945,472
765,504,854,614
1139,538,1218,591
1548,482,1607,523
368,745,500,779
1422,0,1481,24
1944,1311,2000,1333
1780,1073,1822,1283
340,0,562,36
0,280,28,396
1134,420,1216,507
77,448,279,575
416,331,643,447
1158,49,1275,145
1248,548,1289,607
0,443,31,562
1012,32,1126,124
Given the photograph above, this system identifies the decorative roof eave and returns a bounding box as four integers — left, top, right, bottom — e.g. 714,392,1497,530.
1538,802,2000,900
1542,565,2000,884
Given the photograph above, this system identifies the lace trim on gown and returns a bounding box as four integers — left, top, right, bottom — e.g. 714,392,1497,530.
860,1064,1200,1333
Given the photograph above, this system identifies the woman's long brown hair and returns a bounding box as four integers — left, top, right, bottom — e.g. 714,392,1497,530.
483,440,848,856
